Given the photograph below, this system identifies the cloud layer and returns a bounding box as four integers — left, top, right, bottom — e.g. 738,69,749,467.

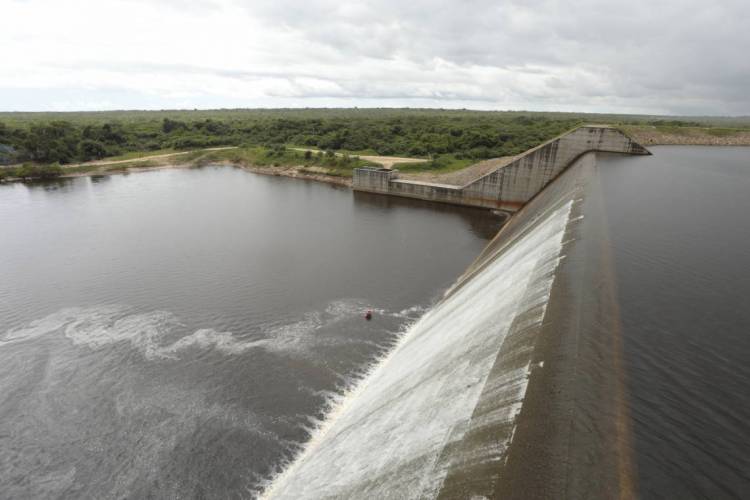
2,0,749,114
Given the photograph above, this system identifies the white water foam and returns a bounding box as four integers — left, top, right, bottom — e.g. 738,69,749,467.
2,299,418,361
262,200,574,499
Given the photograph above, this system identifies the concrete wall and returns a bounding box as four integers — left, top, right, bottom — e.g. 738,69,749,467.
352,167,394,192
352,125,650,211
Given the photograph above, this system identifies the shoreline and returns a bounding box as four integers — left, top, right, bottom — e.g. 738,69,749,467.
5,160,354,188
622,127,750,146
2,138,747,188
226,162,352,187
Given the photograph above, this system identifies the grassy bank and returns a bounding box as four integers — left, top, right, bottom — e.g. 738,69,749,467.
0,163,63,181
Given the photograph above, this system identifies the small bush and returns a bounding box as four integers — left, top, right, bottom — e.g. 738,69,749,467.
13,162,64,180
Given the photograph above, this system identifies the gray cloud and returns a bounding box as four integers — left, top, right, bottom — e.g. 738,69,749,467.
237,0,750,113
1,0,749,114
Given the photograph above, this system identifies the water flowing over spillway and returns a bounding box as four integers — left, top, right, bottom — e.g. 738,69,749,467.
264,162,585,498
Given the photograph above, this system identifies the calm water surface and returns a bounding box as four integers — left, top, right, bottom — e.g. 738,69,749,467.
0,166,503,499
598,147,750,499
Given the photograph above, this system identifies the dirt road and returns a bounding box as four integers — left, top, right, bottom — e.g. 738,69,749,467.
63,147,238,168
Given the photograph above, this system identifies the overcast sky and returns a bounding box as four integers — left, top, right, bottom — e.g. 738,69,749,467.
2,0,749,115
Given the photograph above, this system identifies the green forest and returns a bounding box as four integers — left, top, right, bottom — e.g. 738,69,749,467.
1,108,748,169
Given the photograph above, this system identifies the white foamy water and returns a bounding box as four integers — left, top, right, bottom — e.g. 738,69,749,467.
263,200,574,499
1,299,409,361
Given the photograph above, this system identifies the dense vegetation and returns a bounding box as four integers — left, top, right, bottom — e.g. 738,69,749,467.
1,109,748,168
0,109,582,166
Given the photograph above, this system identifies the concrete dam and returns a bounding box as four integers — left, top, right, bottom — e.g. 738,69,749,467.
264,128,650,499
353,125,650,211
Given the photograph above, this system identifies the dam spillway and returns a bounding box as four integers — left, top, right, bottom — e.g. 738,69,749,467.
267,142,750,499
265,151,625,499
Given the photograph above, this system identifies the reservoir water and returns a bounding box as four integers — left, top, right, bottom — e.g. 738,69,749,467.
597,147,750,498
0,166,503,498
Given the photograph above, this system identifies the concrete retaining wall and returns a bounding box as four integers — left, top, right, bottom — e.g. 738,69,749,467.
353,125,650,211
351,167,394,192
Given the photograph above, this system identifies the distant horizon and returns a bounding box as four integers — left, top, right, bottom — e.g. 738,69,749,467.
2,106,750,121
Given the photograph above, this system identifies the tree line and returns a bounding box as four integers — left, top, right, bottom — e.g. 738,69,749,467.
3,108,731,168
0,110,590,166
